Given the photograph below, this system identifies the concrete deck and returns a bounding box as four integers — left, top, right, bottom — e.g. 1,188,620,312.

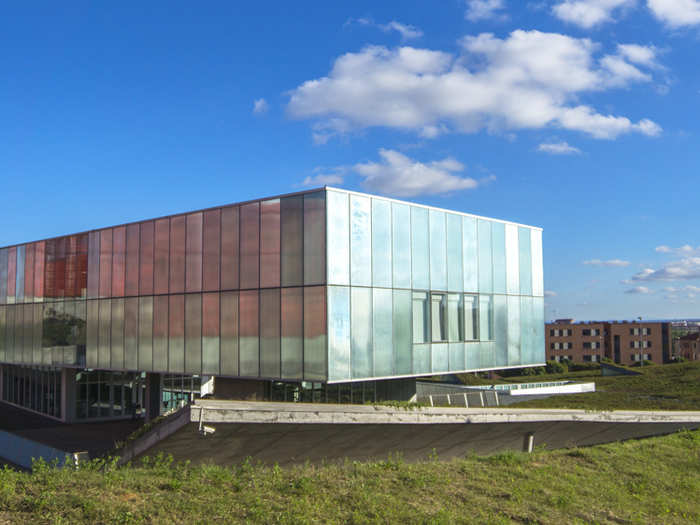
136,401,700,466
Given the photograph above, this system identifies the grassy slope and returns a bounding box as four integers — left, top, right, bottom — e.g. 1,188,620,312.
0,430,697,524
461,361,700,411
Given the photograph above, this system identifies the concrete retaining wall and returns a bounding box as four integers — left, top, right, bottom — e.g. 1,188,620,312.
0,429,70,469
117,405,191,464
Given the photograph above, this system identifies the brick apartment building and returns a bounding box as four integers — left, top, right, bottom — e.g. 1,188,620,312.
546,319,671,366
678,333,700,361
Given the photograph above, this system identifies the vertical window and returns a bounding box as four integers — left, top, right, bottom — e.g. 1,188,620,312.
154,218,170,295
464,294,479,341
112,226,126,298
139,221,155,295
431,293,447,342
447,293,463,342
125,224,140,296
412,291,429,344
280,196,303,287
169,217,186,294
220,206,240,290
240,203,260,289
350,195,371,286
99,230,112,299
185,213,203,293
303,191,326,286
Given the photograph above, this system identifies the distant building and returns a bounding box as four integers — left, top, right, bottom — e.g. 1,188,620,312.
678,333,700,361
546,320,671,365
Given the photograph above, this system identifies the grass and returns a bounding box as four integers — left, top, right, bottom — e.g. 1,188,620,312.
0,429,697,524
490,361,700,411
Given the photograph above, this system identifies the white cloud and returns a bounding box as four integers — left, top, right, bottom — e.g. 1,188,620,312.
544,290,558,297
349,18,423,40
617,44,660,69
287,31,662,142
301,174,344,186
301,166,347,187
629,257,700,281
552,0,636,29
537,141,582,154
466,0,507,21
648,0,700,28
253,98,269,114
352,149,481,197
653,243,700,256
625,286,653,294
583,259,631,267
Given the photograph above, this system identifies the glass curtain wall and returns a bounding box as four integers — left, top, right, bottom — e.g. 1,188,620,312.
326,189,544,382
0,190,328,383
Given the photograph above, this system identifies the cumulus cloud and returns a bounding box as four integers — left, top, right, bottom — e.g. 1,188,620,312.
629,257,700,281
287,31,662,142
653,243,700,256
625,286,653,294
353,149,482,197
583,259,631,267
253,98,269,114
552,0,636,28
466,0,507,21
648,0,700,28
537,141,582,154
655,245,672,253
348,18,424,40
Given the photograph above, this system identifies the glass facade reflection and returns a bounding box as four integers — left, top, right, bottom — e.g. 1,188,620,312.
0,187,544,414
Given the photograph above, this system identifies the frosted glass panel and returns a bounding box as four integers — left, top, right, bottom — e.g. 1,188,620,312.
531,229,544,297
350,195,371,286
328,285,350,381
519,227,532,296
477,220,492,293
260,289,281,378
327,191,349,286
281,287,302,380
492,223,506,294
447,214,463,292
372,288,393,377
371,199,392,287
392,203,411,289
411,207,429,290
239,290,259,377
413,344,430,375
351,286,372,378
393,290,411,375
432,342,448,373
480,295,493,341
494,295,508,367
507,295,520,366
505,224,519,295
449,342,464,372
429,210,447,291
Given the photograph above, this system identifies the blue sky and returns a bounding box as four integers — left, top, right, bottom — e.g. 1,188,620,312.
1,1,699,320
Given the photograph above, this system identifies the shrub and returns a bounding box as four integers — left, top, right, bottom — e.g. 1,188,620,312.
545,360,567,374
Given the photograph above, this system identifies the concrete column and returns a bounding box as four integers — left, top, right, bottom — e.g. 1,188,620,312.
146,373,161,421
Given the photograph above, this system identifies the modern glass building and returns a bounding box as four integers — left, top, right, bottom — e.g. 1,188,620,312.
0,187,544,421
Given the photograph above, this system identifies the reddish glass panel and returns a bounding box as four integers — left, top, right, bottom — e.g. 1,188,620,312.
220,291,239,376
43,241,54,301
168,294,185,372
34,241,45,302
152,294,169,371
54,237,66,300
140,221,155,295
202,292,220,374
24,244,35,302
78,233,88,298
125,223,140,297
281,287,303,379
260,199,280,288
221,206,239,290
304,192,326,285
7,247,16,303
202,209,221,292
154,218,170,295
87,232,100,299
304,285,327,381
170,216,186,294
65,236,80,299
186,213,203,293
239,289,259,376
111,226,126,298
99,229,112,299
240,202,259,289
